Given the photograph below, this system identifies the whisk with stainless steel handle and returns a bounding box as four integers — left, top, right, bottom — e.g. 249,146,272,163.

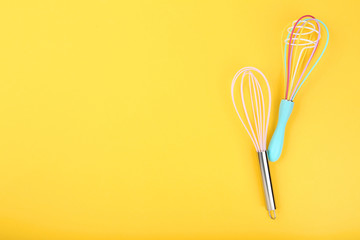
231,67,276,219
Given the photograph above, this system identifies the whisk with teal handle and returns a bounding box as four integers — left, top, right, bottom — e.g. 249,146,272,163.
268,15,329,162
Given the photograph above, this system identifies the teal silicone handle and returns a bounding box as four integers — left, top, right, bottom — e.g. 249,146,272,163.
268,99,294,162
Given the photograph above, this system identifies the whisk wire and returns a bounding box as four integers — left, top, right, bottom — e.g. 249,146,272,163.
291,19,329,99
241,72,261,151
231,67,271,152
288,20,309,98
250,73,262,149
290,19,321,99
286,15,318,99
231,70,258,151
284,16,329,101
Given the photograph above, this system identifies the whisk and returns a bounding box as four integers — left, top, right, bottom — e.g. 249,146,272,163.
268,15,329,162
231,67,276,219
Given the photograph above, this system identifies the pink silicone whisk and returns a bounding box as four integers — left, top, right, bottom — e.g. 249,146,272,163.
231,67,276,219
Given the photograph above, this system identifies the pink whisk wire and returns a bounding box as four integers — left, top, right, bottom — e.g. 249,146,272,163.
231,67,271,152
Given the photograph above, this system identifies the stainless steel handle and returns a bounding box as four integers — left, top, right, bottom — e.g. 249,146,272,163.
258,151,276,219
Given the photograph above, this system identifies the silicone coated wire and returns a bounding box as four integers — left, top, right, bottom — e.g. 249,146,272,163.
249,73,260,148
231,67,271,152
287,20,319,98
283,21,318,99
240,71,261,151
286,15,320,99
289,18,321,99
291,19,329,100
283,17,329,101
249,71,266,151
288,21,308,97
285,15,316,98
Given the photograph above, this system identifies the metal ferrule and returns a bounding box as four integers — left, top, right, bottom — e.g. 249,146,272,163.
258,151,276,219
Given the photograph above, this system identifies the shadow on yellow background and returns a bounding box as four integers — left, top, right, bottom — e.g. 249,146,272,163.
0,0,359,239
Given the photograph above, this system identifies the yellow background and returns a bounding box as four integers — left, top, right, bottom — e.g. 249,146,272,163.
0,0,359,239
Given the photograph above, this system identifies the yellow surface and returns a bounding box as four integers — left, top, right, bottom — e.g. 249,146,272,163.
0,0,359,239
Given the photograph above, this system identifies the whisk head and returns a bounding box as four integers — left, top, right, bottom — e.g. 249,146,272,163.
283,15,329,101
231,67,271,152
